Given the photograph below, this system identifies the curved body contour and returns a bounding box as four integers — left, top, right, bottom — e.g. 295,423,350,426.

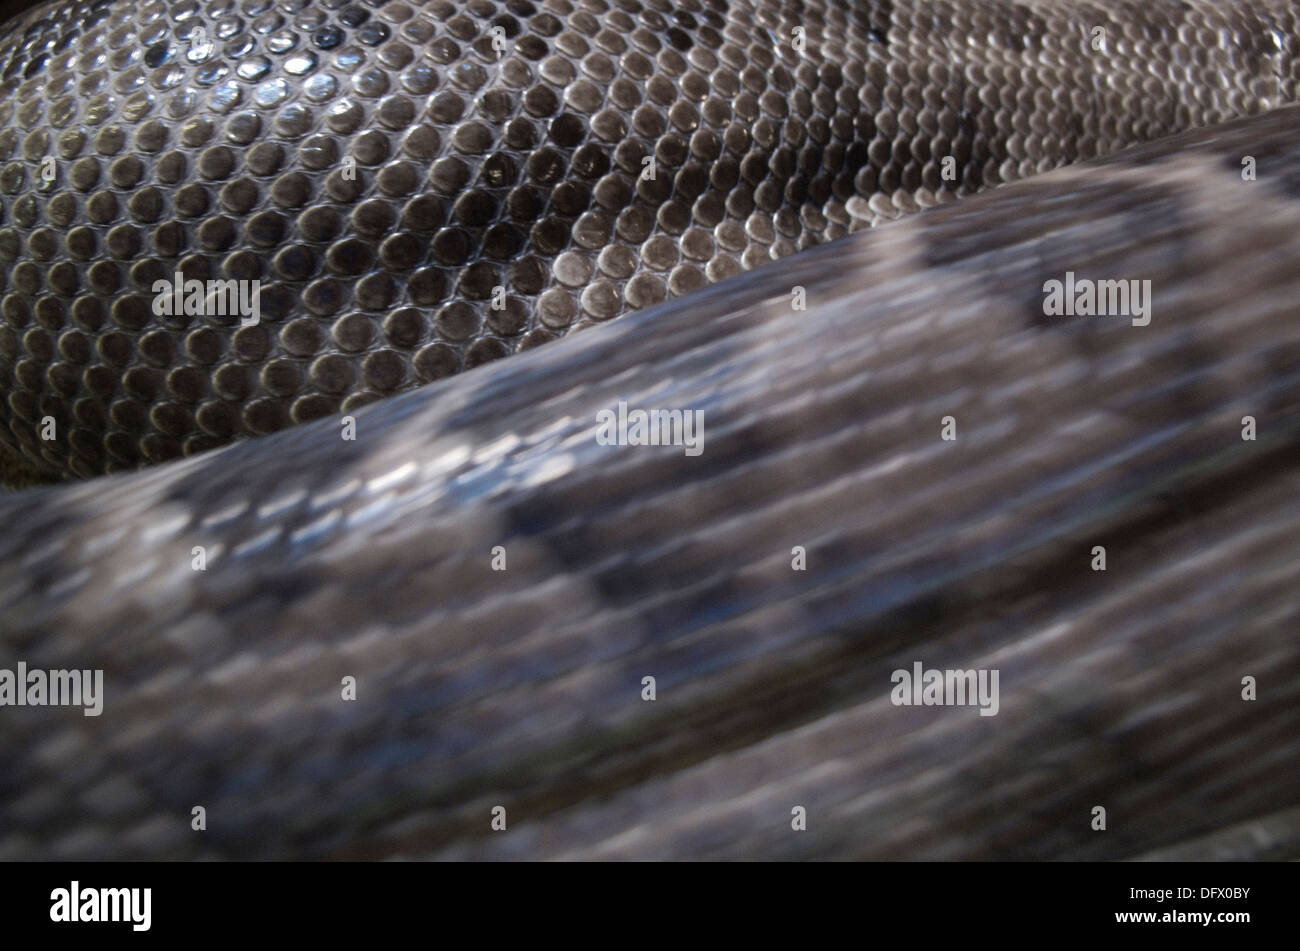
1,106,1300,858
0,1,1297,859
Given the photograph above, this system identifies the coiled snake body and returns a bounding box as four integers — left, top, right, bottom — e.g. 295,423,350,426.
0,0,1298,859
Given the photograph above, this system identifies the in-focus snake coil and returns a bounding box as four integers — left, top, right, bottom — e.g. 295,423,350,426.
0,0,1296,478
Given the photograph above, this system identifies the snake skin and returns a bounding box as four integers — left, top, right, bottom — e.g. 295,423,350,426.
0,0,1299,478
1,102,1299,859
1,0,1299,860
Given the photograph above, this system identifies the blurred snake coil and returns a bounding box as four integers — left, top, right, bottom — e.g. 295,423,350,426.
0,0,1296,859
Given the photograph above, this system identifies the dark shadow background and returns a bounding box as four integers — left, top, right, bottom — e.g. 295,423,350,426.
0,0,42,29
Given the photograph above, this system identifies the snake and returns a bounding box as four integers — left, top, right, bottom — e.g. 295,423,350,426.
0,0,1297,859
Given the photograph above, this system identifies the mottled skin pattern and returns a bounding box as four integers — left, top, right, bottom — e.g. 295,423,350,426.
1,106,1299,858
0,0,1298,860
0,0,1299,477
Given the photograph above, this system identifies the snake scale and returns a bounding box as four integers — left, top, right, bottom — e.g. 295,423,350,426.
0,0,1298,859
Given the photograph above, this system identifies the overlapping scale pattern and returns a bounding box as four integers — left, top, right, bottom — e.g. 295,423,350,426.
0,0,1296,477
